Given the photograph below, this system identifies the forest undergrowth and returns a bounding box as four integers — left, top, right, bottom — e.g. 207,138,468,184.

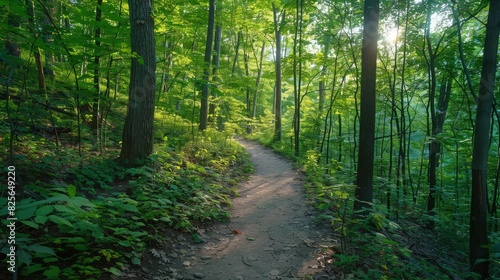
246,131,488,280
0,113,492,279
0,112,252,279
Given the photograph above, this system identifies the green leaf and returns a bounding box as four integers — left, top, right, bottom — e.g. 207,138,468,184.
17,248,32,266
16,206,38,220
43,257,58,263
36,205,54,216
132,257,141,265
107,267,122,276
21,220,39,229
54,205,76,214
43,265,60,279
73,244,87,251
28,244,56,256
121,204,139,212
24,263,44,274
34,215,49,224
48,215,73,228
67,184,77,199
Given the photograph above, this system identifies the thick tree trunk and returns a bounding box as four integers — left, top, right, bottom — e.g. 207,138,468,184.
470,0,500,277
119,0,156,166
199,0,215,131
354,0,379,214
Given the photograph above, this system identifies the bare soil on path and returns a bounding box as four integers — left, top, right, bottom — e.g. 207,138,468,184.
140,139,337,280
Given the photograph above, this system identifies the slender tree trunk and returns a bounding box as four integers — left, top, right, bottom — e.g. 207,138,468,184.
209,25,222,123
293,0,303,156
244,50,251,128
354,0,379,214
199,0,215,131
470,0,499,277
247,41,265,134
398,0,410,210
272,3,283,142
119,0,156,165
158,35,171,102
26,0,47,94
5,7,21,59
92,0,103,143
423,0,442,228
42,0,55,78
231,31,242,75
319,35,330,114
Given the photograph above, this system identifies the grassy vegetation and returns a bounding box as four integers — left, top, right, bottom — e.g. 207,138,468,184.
0,100,252,279
246,127,481,280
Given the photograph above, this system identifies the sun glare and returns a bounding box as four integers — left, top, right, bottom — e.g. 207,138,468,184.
386,27,399,43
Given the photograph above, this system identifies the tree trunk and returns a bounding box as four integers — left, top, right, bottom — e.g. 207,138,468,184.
248,41,265,134
231,31,242,75
318,35,330,114
199,0,215,131
292,0,303,157
424,0,448,228
26,0,47,94
119,0,156,166
354,0,379,214
42,0,55,78
470,0,499,277
5,7,21,60
209,25,222,123
92,0,103,140
272,3,283,142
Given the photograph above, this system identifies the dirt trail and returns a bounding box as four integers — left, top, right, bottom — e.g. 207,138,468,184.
175,139,336,279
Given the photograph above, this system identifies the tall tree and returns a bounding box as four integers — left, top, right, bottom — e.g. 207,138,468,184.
119,0,156,165
199,0,216,131
470,0,500,277
92,0,103,141
272,3,283,142
249,41,265,133
354,0,379,214
423,0,451,228
292,0,303,156
209,24,222,123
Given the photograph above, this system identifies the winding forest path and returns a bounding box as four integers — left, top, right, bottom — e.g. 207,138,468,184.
139,139,337,280
177,139,336,279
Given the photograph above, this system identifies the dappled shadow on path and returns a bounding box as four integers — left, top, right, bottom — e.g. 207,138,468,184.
180,139,337,279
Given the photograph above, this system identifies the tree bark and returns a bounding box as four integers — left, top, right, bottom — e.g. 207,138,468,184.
292,0,303,157
251,42,265,130
272,3,283,142
92,0,103,137
354,0,379,214
119,0,156,166
470,0,500,277
199,0,215,131
231,31,242,75
209,25,222,123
